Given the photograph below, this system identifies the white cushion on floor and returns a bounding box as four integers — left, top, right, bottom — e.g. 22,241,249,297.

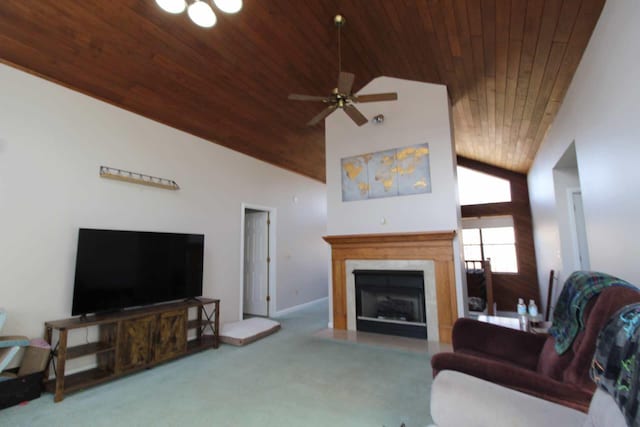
220,318,280,346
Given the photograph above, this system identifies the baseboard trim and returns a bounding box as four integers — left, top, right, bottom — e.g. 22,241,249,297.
273,297,328,317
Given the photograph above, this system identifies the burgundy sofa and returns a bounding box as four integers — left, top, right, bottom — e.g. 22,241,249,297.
430,286,640,412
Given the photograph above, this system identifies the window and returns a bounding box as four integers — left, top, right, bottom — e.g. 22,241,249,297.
457,166,511,205
462,216,518,273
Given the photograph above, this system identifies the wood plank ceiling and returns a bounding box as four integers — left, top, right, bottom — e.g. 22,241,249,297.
0,0,605,182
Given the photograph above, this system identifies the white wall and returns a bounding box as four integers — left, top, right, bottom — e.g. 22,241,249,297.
325,77,464,319
326,77,459,235
528,0,640,306
0,64,328,340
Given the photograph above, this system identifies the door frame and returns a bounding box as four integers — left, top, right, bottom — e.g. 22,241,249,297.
239,203,277,318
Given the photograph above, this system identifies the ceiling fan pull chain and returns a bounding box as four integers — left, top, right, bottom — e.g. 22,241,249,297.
337,20,342,75
334,13,346,77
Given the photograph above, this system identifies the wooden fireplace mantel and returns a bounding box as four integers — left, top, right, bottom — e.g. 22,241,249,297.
323,231,458,343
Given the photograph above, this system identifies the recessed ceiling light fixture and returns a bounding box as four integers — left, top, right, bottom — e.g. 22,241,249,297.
155,0,242,28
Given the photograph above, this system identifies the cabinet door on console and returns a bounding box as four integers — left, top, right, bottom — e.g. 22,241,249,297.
117,315,156,372
154,308,187,363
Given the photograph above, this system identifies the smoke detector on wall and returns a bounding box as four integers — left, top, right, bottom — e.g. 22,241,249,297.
372,114,384,124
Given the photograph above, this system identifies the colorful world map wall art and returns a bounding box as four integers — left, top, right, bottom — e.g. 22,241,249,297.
341,143,432,202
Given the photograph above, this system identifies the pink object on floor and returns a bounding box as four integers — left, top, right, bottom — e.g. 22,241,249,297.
28,338,50,349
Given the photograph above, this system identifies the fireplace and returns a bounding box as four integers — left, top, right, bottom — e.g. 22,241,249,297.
323,232,459,343
354,270,427,339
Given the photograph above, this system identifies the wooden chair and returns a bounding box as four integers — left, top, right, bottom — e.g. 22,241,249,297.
464,259,495,315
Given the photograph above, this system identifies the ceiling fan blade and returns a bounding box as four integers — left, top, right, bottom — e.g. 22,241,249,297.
354,93,398,103
337,71,355,94
307,104,338,126
288,94,328,102
343,104,368,126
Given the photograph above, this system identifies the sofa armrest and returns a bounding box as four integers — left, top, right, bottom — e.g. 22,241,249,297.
430,370,587,427
451,318,548,370
430,352,594,411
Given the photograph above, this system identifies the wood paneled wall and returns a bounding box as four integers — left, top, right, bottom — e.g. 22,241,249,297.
458,156,539,311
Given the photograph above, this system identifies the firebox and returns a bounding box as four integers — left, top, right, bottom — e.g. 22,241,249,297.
353,270,427,339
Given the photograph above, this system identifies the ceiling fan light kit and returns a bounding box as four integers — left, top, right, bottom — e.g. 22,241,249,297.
288,14,398,127
187,0,217,28
155,0,242,28
155,0,187,14
213,0,243,14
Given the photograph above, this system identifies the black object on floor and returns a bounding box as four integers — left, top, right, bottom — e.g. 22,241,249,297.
0,371,43,409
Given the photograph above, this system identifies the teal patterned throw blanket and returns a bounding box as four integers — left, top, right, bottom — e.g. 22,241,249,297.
591,303,640,427
549,271,635,355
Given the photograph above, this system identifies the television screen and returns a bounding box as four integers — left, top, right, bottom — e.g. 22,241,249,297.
72,228,204,315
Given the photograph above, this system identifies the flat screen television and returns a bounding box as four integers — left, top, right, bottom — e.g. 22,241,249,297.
72,228,204,316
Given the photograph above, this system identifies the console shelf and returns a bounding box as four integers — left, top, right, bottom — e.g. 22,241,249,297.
186,335,218,353
187,319,210,329
66,342,115,360
45,368,112,395
44,298,219,402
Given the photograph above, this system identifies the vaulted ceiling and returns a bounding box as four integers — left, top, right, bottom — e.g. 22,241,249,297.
0,0,605,182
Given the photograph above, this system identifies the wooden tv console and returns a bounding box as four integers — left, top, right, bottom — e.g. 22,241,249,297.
44,297,219,402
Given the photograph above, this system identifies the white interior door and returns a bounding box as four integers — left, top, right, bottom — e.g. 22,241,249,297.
243,211,269,316
570,190,591,270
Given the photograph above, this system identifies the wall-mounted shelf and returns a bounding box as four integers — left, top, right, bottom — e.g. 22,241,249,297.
99,166,179,190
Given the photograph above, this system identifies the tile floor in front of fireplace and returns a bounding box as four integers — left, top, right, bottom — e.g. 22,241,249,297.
313,328,452,354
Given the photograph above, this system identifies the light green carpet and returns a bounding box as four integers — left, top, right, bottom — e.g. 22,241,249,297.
0,300,433,426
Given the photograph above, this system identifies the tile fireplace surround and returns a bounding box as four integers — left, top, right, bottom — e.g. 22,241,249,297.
323,231,459,343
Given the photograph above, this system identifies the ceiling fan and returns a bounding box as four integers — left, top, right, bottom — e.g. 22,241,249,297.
288,14,398,127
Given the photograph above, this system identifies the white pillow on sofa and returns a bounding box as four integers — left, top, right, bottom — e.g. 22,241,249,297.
430,370,586,427
583,389,627,427
429,371,627,427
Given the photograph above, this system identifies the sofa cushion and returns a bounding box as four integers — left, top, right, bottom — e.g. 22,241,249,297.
451,318,546,371
536,337,574,380
429,371,624,427
582,389,627,427
430,370,587,427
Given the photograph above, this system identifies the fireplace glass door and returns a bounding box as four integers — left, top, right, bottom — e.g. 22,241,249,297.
354,270,427,339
